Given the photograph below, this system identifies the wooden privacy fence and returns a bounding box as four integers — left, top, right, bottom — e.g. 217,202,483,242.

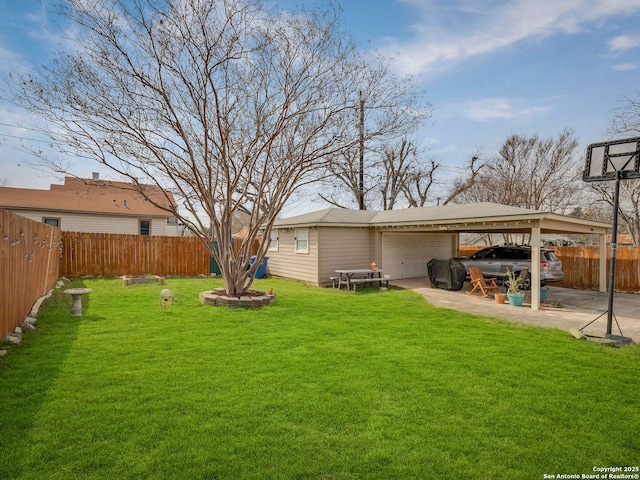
60,232,211,278
0,209,61,339
554,245,639,292
459,245,640,292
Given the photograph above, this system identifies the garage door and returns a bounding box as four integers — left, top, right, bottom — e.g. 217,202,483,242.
382,233,453,279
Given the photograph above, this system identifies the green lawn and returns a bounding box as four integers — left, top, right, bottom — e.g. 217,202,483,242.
1,277,638,479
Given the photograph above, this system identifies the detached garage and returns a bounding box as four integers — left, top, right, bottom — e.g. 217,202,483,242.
381,233,454,279
267,202,610,310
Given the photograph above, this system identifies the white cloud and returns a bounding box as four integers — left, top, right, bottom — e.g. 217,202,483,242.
446,97,552,122
0,46,27,76
611,62,638,71
607,35,640,51
381,0,640,75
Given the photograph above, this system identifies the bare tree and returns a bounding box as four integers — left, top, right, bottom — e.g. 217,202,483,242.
611,90,640,134
316,65,431,211
6,0,420,295
589,179,640,245
595,90,640,245
321,137,441,210
442,153,483,205
380,139,417,210
323,136,486,211
456,129,582,214
402,157,440,208
319,147,378,209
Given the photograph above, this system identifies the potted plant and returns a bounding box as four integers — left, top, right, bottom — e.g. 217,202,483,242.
505,268,525,306
540,286,550,303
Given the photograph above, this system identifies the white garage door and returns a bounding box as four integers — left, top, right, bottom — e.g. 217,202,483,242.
382,233,453,279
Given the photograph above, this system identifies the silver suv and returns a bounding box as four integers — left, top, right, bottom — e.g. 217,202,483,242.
457,244,564,287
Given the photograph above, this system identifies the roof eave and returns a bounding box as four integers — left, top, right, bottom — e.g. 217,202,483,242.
2,206,173,218
274,221,373,229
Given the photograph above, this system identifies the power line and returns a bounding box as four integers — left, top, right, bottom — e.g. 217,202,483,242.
438,165,469,174
0,121,39,130
0,131,53,144
0,121,54,144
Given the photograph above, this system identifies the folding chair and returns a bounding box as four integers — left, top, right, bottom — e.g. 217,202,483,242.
466,266,500,298
516,268,530,301
517,268,530,291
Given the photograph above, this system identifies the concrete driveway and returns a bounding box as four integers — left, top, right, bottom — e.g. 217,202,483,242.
390,277,639,344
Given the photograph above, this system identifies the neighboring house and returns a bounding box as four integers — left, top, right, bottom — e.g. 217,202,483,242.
607,233,635,246
268,202,611,305
0,174,180,236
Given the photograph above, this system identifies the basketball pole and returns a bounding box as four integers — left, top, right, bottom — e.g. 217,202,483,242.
606,170,622,336
581,137,639,344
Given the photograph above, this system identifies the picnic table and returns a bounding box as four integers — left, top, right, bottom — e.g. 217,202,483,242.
333,269,389,292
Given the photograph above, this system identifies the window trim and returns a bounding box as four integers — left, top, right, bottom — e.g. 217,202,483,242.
139,219,151,236
295,228,309,254
42,217,60,228
268,229,279,252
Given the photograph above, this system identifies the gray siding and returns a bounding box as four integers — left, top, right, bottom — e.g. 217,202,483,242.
267,228,319,285
318,228,372,286
267,227,373,286
8,210,178,236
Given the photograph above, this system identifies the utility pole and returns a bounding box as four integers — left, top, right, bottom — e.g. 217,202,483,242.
358,90,365,210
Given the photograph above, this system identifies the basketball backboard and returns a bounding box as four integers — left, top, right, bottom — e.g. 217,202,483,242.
583,137,640,182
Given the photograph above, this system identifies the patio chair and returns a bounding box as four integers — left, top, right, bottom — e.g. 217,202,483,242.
517,268,529,291
466,266,500,298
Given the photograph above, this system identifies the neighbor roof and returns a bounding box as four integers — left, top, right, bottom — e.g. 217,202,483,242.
274,208,377,227
0,177,176,217
274,203,610,235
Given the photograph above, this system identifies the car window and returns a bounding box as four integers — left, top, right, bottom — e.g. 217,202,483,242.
544,251,558,261
500,248,520,259
475,248,496,259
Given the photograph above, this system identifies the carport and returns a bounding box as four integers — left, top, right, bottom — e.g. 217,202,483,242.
270,202,611,310
370,203,611,310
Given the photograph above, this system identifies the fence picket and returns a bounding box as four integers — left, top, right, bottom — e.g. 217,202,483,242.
58,231,211,278
1,210,61,338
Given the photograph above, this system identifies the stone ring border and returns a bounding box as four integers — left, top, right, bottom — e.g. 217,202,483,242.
199,288,276,307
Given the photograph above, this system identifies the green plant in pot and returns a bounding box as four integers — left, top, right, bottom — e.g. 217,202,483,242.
505,268,525,306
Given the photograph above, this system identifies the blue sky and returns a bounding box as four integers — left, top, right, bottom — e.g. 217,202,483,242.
1,0,640,193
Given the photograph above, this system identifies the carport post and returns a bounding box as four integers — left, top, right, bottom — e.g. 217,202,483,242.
530,225,541,310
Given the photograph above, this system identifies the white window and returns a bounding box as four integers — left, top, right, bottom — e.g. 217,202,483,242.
295,229,308,253
139,219,151,236
269,229,279,251
43,217,60,228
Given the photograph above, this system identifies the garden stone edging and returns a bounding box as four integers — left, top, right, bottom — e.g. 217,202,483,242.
1,278,69,359
199,288,275,308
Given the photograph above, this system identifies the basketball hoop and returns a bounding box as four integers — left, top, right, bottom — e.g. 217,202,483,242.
583,137,640,183
581,137,639,344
